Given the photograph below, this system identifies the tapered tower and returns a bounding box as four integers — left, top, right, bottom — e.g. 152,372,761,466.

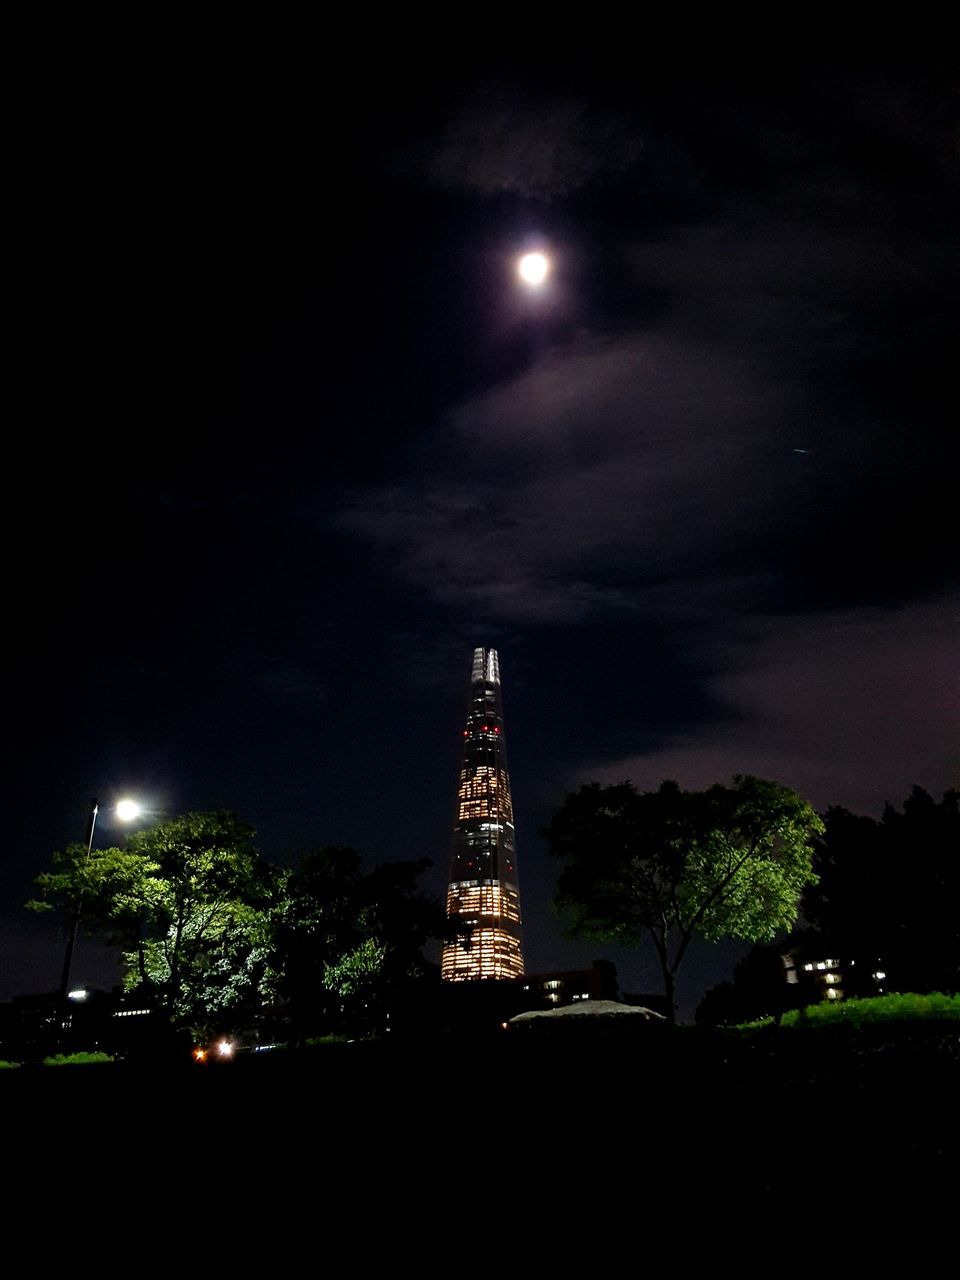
441,647,524,981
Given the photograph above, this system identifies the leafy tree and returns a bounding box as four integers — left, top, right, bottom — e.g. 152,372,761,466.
804,787,959,993
264,849,452,1039
30,819,454,1044
696,939,808,1027
29,812,275,1038
262,847,367,1037
545,776,823,1022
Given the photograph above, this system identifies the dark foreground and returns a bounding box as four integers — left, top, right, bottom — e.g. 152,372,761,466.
6,1025,956,1227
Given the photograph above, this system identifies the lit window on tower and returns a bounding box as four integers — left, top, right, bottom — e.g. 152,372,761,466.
442,648,524,982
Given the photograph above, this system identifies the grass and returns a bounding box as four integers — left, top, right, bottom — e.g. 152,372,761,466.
736,991,960,1031
42,1051,116,1066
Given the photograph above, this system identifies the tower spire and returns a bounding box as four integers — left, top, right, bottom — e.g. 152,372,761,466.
441,647,524,981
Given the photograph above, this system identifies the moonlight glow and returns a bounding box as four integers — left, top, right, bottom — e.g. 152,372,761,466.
518,252,549,286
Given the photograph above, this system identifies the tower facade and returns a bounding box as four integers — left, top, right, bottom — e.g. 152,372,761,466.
442,647,524,981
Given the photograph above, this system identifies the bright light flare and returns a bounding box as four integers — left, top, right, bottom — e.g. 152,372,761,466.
193,1048,207,1063
217,1039,235,1058
518,252,549,286
115,798,142,822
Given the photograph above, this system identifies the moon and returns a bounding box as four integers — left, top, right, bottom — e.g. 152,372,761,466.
518,252,549,286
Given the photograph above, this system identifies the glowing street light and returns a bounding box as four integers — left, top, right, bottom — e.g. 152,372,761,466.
58,797,145,1025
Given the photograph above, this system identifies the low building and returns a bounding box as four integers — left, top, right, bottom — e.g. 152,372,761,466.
520,960,618,1007
0,987,162,1061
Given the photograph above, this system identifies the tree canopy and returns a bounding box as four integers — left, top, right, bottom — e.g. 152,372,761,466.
545,775,823,1020
263,847,452,1039
29,813,450,1044
30,811,275,1036
803,786,959,993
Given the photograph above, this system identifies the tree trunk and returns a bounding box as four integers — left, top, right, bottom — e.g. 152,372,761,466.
662,963,677,1025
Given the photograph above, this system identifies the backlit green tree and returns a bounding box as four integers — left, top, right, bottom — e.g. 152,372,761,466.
545,775,823,1021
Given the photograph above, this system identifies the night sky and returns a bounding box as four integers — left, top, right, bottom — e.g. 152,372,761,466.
6,42,956,1014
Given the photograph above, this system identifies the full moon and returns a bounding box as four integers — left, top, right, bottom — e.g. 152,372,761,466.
518,252,549,286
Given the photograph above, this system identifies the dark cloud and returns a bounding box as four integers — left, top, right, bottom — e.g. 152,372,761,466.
346,61,954,630
418,83,644,199
338,63,955,823
226,655,328,704
585,594,958,815
338,305,942,623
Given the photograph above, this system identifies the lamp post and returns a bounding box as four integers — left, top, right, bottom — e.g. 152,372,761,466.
58,797,143,1031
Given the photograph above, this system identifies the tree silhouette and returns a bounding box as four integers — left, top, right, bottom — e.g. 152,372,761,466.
804,787,959,993
546,776,822,1021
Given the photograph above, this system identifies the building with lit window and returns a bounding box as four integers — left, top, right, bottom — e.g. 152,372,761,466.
521,960,619,1007
781,945,890,1003
441,648,524,981
783,951,846,1000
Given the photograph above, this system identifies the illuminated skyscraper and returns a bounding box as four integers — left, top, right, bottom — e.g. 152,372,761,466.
442,647,524,981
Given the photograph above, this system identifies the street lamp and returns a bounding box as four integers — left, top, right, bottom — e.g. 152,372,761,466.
58,797,143,1021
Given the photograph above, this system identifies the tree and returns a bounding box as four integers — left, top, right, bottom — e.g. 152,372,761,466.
29,812,275,1039
696,939,809,1027
30,818,455,1045
803,787,959,993
544,775,823,1022
263,848,452,1039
